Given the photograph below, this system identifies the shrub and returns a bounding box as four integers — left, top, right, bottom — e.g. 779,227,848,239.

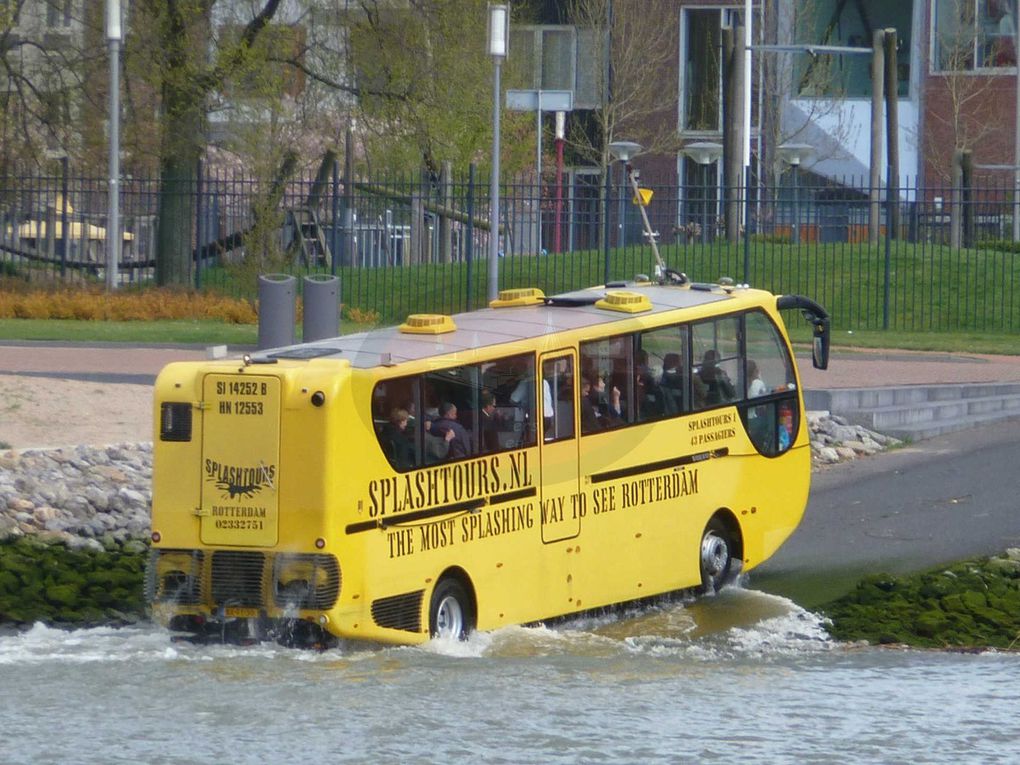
0,283,258,324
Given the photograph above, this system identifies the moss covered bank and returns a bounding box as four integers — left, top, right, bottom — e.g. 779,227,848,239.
821,550,1020,650
3,536,1019,650
0,537,147,628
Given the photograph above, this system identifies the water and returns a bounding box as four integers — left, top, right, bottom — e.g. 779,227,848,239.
2,588,1017,764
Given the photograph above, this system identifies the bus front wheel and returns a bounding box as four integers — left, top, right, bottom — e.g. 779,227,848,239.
699,518,734,594
429,578,474,641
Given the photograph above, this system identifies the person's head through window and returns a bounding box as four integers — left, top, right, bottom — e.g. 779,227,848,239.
390,408,409,432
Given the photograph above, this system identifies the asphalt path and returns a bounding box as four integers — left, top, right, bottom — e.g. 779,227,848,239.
751,419,1020,607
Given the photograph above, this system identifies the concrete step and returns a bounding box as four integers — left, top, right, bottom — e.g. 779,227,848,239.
804,383,1020,442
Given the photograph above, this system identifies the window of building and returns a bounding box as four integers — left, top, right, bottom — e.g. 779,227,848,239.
934,0,1016,71
796,0,913,96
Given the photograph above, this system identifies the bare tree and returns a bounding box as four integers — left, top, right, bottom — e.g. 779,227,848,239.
565,0,683,174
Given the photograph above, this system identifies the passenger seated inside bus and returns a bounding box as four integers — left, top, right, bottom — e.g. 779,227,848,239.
634,348,662,420
429,402,473,460
379,408,415,470
697,350,736,406
659,353,685,414
747,359,767,398
580,373,623,434
478,390,509,453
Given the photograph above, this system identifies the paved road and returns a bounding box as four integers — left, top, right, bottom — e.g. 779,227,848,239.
752,418,1020,606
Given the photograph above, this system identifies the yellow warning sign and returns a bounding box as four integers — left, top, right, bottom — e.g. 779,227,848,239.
632,188,653,206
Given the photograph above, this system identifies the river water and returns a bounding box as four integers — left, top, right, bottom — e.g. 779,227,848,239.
2,587,1016,764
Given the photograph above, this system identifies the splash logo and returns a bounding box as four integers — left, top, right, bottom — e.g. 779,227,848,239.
204,459,276,499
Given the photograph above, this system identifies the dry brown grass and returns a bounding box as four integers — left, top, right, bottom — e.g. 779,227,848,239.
0,284,258,324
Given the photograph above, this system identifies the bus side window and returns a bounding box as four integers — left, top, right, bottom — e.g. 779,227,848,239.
692,317,741,409
506,355,539,447
372,375,422,471
637,324,688,421
580,338,628,431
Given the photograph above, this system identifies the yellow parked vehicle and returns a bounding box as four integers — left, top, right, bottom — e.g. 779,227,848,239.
147,276,829,647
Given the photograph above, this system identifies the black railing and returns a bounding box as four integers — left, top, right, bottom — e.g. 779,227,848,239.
2,165,1019,332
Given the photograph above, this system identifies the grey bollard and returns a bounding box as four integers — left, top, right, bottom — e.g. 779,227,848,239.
302,274,340,342
257,273,297,350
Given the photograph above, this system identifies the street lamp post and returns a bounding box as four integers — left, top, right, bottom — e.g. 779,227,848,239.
608,140,641,249
777,142,814,245
683,141,723,245
487,4,509,302
106,0,121,291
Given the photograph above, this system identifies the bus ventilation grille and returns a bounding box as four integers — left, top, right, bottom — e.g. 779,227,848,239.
371,590,425,633
145,549,204,605
211,551,265,608
272,554,342,610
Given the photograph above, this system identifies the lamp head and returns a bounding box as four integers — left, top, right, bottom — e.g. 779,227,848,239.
608,141,642,163
684,141,723,165
777,142,815,167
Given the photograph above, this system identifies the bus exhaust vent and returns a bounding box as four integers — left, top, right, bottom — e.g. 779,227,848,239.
211,551,265,608
272,554,341,610
146,549,204,605
371,590,425,633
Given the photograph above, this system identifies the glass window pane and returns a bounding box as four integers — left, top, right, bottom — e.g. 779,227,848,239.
745,311,796,398
636,324,689,421
542,356,575,442
692,317,740,409
580,336,631,431
542,28,574,90
683,9,721,131
373,376,421,471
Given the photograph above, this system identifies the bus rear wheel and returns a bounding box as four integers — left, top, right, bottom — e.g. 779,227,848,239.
429,578,474,641
699,518,734,594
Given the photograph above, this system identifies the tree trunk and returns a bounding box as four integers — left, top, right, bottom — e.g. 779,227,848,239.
156,151,198,286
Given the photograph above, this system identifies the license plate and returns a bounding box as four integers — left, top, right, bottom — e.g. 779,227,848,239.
225,606,259,618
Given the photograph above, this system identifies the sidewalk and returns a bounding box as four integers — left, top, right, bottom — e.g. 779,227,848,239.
797,348,1020,390
2,341,1020,389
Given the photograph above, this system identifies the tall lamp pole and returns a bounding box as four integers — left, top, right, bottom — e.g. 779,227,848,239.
487,4,508,302
777,143,813,245
106,0,121,291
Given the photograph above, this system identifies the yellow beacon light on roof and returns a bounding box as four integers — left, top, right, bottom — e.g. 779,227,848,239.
399,314,457,334
489,287,546,308
595,290,653,314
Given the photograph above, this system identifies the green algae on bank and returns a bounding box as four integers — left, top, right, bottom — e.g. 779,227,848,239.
821,550,1020,649
0,537,148,628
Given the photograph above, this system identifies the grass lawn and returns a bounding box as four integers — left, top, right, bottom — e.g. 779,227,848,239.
1,319,1018,357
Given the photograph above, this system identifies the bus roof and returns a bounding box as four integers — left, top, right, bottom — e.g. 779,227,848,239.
263,283,749,369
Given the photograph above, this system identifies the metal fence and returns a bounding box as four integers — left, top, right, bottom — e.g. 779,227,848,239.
2,163,1019,332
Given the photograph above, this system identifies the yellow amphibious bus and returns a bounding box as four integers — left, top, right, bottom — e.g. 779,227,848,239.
147,275,829,647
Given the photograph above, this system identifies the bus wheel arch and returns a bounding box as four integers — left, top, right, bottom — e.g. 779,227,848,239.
428,568,477,640
699,511,744,594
